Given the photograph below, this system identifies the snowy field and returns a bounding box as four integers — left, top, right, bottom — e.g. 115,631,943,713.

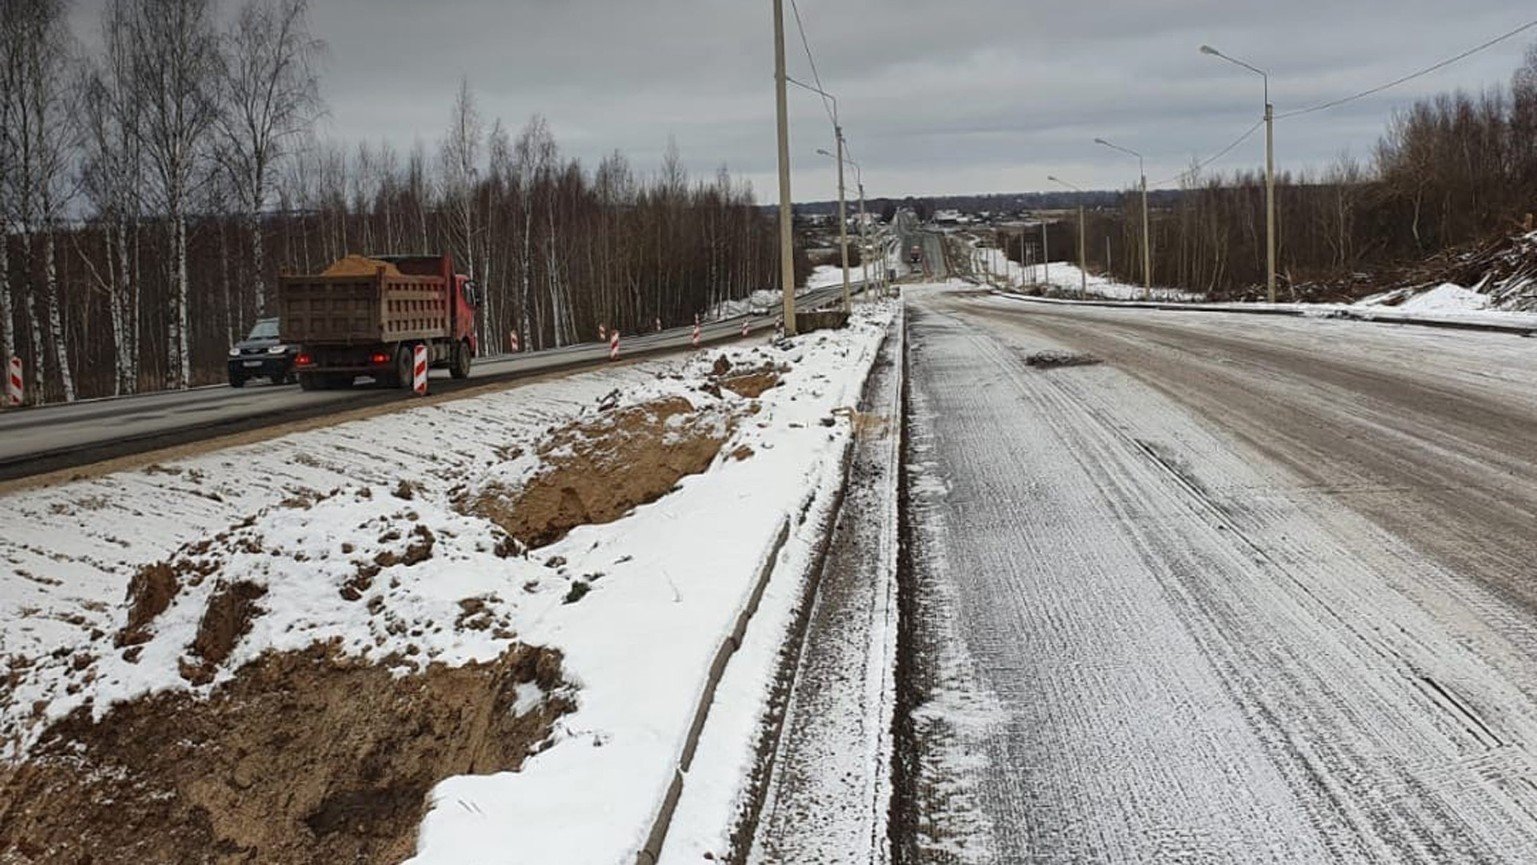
0,303,896,863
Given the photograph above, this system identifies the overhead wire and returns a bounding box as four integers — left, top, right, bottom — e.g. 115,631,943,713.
788,0,838,126
1276,15,1537,119
1140,16,1537,187
1153,118,1264,187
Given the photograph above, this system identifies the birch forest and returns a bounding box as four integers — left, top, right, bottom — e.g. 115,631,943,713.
0,0,789,404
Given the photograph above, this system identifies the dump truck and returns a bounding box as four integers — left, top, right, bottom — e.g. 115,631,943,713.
277,254,479,391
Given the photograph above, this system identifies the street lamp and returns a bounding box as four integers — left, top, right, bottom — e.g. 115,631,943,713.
1201,44,1276,303
815,143,858,310
1094,137,1151,293
1047,175,1089,299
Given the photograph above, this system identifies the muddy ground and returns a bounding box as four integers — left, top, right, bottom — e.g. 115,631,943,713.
0,643,569,865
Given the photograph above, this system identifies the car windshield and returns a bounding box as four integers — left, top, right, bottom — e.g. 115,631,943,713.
247,319,279,340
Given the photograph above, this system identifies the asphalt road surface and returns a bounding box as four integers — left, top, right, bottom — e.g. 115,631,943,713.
0,287,843,480
898,284,1537,863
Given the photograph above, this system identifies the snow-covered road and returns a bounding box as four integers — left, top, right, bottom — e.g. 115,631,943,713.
898,283,1537,862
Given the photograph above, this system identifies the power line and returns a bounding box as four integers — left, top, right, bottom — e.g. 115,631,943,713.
1277,16,1537,119
788,0,838,126
1154,118,1265,187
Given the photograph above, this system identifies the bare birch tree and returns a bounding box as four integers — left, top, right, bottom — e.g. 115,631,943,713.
120,0,221,389
215,0,321,315
3,0,78,401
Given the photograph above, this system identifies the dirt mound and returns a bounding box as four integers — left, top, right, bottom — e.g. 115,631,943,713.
1025,350,1102,369
322,255,402,278
115,562,179,647
184,581,268,683
0,643,571,865
720,369,780,398
470,396,733,548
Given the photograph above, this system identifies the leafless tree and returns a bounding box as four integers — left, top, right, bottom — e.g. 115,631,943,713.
81,0,148,395
120,0,222,389
2,0,79,401
215,0,322,316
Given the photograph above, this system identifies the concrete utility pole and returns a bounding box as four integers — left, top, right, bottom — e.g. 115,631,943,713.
1041,220,1049,287
773,0,797,335
857,180,870,299
1095,137,1152,294
1202,46,1276,303
835,127,851,311
1048,175,1090,298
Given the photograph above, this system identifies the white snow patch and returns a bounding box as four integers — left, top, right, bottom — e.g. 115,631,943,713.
0,303,897,865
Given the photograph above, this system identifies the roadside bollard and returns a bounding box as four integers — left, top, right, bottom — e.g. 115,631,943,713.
609,331,620,361
412,344,428,396
6,356,21,406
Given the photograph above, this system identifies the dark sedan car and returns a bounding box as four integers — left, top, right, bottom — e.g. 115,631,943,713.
227,317,297,387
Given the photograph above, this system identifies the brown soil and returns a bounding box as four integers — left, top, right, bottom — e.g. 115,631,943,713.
321,255,402,278
720,370,780,399
115,562,179,647
187,581,268,678
0,643,571,865
470,395,733,548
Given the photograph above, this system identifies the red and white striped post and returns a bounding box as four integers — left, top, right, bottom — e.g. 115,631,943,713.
691,314,701,348
741,318,750,337
608,331,620,361
654,316,662,333
508,331,520,353
412,344,428,396
5,356,21,407
599,323,608,343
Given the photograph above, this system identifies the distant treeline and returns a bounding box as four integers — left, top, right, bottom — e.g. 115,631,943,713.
1019,45,1537,299
1,0,793,405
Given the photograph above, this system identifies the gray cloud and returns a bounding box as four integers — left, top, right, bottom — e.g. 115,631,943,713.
74,0,1535,199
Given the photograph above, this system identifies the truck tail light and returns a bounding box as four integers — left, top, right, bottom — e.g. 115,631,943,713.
369,352,389,365
295,353,313,367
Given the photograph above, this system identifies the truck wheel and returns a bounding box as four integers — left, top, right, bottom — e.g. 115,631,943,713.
229,374,246,388
298,373,320,391
449,340,471,379
395,345,415,390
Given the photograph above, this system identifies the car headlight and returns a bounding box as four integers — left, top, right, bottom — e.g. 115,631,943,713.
228,348,241,357
267,344,288,355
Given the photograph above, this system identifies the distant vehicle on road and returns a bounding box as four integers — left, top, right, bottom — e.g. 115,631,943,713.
226,317,296,388
278,254,478,391
908,244,923,265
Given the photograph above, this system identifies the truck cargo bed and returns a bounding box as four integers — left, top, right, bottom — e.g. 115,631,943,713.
278,272,449,346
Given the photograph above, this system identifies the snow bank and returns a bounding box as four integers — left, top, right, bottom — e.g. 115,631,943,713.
969,244,1204,302
0,304,897,864
1358,282,1492,313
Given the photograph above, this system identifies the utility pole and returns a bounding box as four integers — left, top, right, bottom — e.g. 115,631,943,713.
1041,220,1050,287
773,0,797,335
1265,97,1276,303
835,126,851,312
1095,137,1151,295
1140,169,1151,295
858,180,869,300
1077,205,1087,298
1202,45,1276,302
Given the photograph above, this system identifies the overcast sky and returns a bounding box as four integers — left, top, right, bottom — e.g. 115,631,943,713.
74,1,1537,201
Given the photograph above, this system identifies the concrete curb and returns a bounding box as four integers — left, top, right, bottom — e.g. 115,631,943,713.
989,291,1537,337
635,318,893,865
636,517,793,865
